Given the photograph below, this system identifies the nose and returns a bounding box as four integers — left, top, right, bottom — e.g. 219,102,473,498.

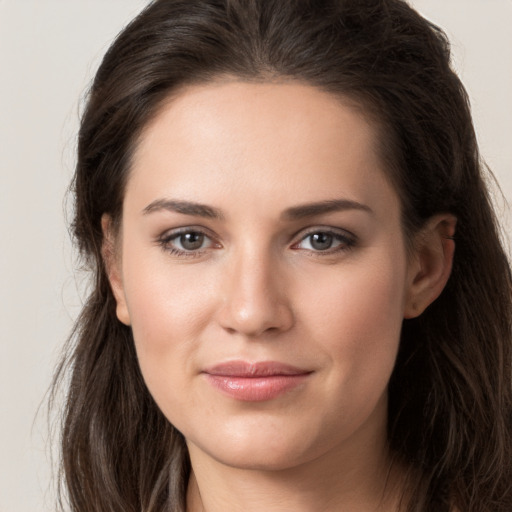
216,248,294,338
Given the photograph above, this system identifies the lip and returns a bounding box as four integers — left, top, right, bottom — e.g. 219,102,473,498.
202,361,312,402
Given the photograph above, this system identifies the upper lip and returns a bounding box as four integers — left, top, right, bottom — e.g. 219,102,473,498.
202,361,311,377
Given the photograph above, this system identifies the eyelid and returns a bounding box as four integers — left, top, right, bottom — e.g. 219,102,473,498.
155,224,357,258
157,226,222,256
290,226,357,252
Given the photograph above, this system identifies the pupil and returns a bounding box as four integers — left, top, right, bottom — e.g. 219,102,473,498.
311,233,333,250
181,232,204,250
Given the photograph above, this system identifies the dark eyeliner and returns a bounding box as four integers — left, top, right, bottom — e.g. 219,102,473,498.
291,227,358,254
156,227,219,258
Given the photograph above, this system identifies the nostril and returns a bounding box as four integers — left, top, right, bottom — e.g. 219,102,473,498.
219,305,294,338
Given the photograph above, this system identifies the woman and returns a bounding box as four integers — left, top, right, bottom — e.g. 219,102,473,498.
53,0,512,511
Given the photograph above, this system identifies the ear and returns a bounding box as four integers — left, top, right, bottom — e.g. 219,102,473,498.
404,214,457,319
101,214,131,326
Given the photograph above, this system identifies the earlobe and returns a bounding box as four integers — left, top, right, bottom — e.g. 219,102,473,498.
404,214,457,319
101,214,131,326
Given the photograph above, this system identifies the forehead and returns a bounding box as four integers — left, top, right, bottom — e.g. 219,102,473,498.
126,80,397,218
135,79,379,161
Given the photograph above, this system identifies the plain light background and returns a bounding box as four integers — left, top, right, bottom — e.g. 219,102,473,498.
0,1,510,511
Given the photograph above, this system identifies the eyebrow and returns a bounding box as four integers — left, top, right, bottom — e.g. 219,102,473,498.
142,197,373,221
281,199,373,220
142,199,224,219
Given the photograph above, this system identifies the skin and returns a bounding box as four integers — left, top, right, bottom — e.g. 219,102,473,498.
104,80,455,511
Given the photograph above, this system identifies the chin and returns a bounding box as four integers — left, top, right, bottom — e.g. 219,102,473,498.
202,442,311,472
185,416,332,472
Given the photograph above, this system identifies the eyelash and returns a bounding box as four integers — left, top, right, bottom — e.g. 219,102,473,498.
157,227,357,258
291,228,357,255
157,227,220,259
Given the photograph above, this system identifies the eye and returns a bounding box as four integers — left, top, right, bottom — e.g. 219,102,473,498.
302,232,337,251
158,228,219,257
292,229,356,253
174,231,207,251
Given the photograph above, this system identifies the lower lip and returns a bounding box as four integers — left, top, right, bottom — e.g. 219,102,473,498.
204,374,310,401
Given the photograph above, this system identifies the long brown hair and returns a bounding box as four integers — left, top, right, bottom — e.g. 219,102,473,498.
52,1,512,510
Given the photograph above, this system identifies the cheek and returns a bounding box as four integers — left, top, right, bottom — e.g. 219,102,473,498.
299,255,407,386
123,234,214,331
120,249,217,392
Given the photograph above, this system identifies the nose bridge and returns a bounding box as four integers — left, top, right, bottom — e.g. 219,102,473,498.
218,241,293,336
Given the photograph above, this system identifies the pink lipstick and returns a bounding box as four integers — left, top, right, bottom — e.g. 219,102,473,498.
202,361,311,401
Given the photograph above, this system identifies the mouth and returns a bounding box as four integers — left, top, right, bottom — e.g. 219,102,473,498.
202,361,312,402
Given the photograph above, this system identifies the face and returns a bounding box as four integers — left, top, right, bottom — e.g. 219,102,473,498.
108,80,419,472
